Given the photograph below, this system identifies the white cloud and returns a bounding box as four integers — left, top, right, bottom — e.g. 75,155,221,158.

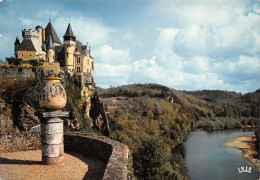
95,63,131,78
148,1,260,59
128,57,167,84
183,56,210,74
92,45,131,64
123,32,142,47
126,56,225,91
153,27,183,69
238,55,260,72
94,63,131,87
212,55,260,76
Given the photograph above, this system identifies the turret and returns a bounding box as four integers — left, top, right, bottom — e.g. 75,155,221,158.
63,23,76,43
14,36,20,58
85,42,91,56
64,23,76,73
35,25,45,59
45,20,62,46
45,35,54,63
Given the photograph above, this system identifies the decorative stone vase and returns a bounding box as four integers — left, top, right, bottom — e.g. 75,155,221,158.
39,76,67,110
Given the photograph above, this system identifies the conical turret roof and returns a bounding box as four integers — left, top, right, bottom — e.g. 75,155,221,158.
45,21,62,44
63,23,76,39
14,36,20,45
46,35,54,49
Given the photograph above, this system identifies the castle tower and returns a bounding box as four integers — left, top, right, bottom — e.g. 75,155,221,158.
14,36,20,58
35,25,45,60
63,23,76,73
22,28,40,55
45,35,55,63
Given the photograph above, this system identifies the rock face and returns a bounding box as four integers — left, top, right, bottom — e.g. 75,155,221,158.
0,114,13,134
90,92,110,136
65,112,80,131
18,104,40,131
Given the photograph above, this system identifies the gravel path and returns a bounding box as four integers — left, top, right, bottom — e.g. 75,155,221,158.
0,150,107,180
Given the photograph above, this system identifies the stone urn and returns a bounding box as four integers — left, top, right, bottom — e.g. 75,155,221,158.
39,76,67,110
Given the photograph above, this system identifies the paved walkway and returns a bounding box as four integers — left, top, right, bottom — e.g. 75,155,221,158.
0,150,106,180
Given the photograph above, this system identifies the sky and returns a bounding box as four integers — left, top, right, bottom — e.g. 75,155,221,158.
0,0,260,93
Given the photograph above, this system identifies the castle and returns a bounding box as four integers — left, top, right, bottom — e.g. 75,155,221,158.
14,19,93,77
10,19,95,116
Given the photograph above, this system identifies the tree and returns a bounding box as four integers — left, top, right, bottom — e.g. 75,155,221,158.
133,139,172,179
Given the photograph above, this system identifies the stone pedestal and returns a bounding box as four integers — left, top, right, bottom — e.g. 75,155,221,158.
40,111,68,165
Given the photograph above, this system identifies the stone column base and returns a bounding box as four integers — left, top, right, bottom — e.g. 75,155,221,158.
39,111,68,166
42,155,64,165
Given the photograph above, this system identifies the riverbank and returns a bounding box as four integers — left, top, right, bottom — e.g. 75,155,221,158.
225,135,260,171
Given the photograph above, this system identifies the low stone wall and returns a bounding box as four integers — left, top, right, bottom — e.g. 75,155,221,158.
0,132,129,180
0,132,41,152
64,134,129,180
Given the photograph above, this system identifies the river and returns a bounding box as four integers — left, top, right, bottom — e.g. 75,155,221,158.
177,129,259,180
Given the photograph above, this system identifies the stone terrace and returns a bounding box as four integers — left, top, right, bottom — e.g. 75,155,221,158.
0,132,129,180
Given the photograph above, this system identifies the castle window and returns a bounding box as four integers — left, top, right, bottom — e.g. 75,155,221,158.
76,48,78,52
77,67,81,72
77,58,80,64
30,54,31,56
67,53,68,57
67,45,68,48
22,54,24,56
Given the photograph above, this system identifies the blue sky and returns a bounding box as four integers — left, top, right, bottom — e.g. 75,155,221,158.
0,0,260,93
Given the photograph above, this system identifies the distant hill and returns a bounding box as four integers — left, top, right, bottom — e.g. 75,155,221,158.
97,84,259,125
183,90,242,104
96,83,177,99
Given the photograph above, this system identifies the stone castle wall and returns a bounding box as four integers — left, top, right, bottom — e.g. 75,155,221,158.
0,132,129,180
0,67,36,82
0,65,60,82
